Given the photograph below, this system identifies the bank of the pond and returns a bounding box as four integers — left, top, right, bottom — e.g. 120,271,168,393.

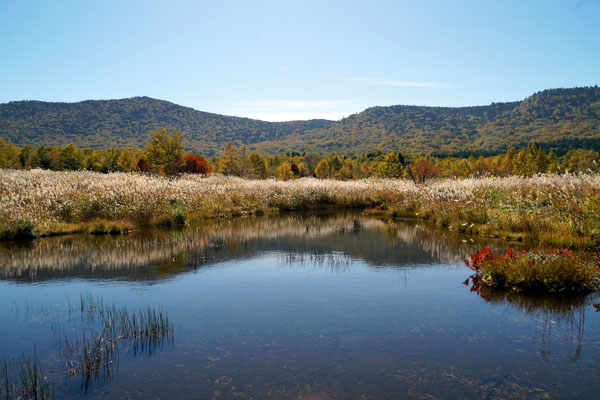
1,170,600,251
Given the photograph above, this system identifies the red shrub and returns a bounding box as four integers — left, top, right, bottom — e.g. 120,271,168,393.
181,154,211,174
464,246,494,270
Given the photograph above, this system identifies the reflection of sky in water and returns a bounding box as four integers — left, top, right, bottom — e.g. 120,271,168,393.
0,214,599,399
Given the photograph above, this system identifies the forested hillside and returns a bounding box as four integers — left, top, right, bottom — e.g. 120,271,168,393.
1,87,599,156
0,97,332,155
254,87,600,155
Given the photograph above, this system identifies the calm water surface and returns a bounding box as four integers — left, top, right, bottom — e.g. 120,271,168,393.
0,213,599,399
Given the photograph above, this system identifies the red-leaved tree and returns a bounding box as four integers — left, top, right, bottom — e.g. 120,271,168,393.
410,157,440,184
180,154,211,174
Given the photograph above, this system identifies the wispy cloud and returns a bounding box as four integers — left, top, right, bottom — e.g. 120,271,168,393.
346,78,452,88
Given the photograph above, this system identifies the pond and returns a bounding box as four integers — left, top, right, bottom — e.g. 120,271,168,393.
0,213,599,399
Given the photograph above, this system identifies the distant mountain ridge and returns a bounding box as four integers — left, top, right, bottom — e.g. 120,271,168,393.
1,87,599,156
0,96,333,155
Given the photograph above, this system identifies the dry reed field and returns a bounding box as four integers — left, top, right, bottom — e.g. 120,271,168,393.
1,169,599,248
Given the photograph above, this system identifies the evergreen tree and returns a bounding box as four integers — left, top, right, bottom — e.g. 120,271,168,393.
19,145,36,169
248,152,267,179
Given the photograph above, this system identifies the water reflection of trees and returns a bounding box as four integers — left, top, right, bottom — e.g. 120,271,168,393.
472,287,598,363
0,214,483,282
277,252,353,273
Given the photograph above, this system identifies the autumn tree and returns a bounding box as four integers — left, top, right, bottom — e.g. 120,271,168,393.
471,156,489,177
19,145,36,169
102,149,121,172
115,149,139,172
36,146,61,170
59,143,84,170
137,156,151,172
0,139,21,169
181,154,211,174
239,145,249,177
219,142,238,175
409,157,440,183
498,147,515,176
378,152,404,178
315,159,332,179
247,152,267,179
274,163,294,181
145,127,185,175
564,149,600,173
315,153,343,179
337,158,355,180
301,153,320,176
82,149,104,172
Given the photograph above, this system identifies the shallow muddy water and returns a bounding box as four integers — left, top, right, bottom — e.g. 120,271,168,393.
0,213,599,399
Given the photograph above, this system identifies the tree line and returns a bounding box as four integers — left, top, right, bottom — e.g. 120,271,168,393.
0,127,210,176
1,127,599,182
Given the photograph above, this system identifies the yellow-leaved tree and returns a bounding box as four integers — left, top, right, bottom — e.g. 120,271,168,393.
145,127,185,176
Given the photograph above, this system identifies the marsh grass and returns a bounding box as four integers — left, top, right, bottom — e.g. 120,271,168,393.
2,170,600,249
1,347,54,400
0,219,37,241
61,294,173,390
1,294,173,396
465,247,600,294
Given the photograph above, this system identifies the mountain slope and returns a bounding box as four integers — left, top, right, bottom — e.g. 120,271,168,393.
254,87,600,155
0,97,333,155
1,87,599,156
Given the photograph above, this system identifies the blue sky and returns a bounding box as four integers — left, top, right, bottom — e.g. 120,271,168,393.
1,0,598,121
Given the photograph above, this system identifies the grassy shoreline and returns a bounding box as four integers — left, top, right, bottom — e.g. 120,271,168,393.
464,247,600,295
1,170,600,250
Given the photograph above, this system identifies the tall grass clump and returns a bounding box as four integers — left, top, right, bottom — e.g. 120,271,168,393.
1,294,174,397
464,247,600,294
62,294,173,390
1,347,54,400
